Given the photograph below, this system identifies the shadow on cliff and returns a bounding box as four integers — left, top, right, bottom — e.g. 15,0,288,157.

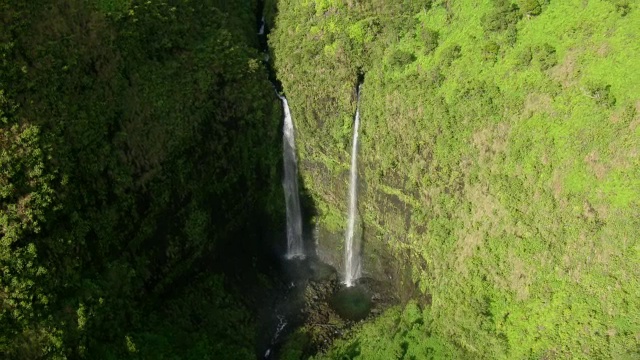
299,176,320,258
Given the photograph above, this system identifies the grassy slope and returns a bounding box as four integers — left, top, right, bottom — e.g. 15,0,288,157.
271,0,640,358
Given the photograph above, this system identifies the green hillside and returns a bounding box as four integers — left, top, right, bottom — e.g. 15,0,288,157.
1,0,638,358
269,0,640,358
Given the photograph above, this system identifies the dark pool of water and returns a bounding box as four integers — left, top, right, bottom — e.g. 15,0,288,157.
330,285,372,321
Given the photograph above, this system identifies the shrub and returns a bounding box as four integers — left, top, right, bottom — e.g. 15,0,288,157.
607,0,631,16
389,49,416,67
439,45,462,67
483,0,521,32
421,28,440,54
483,41,500,62
519,0,542,16
505,27,519,46
516,46,533,67
426,67,445,86
587,83,616,108
533,43,557,70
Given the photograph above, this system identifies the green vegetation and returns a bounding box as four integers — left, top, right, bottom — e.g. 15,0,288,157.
2,0,639,358
313,302,462,360
270,0,640,358
1,0,282,358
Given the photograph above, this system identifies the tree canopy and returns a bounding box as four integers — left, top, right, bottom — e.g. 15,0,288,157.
1,0,283,358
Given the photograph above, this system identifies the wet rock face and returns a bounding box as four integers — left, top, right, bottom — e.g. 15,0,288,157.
299,159,413,294
302,277,346,352
314,223,402,289
314,226,344,275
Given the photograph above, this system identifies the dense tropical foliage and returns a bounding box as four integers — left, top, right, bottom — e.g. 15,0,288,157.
270,0,640,358
2,0,639,359
1,0,283,358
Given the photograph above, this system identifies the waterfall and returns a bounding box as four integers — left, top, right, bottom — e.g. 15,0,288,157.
258,16,265,35
344,85,362,287
279,94,305,259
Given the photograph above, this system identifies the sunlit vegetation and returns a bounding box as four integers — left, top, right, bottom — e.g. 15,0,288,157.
270,0,640,358
2,0,639,358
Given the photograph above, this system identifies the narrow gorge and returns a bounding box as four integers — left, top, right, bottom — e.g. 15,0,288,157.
256,8,385,358
1,0,638,359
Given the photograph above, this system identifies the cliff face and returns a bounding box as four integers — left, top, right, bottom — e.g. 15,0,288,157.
270,0,640,357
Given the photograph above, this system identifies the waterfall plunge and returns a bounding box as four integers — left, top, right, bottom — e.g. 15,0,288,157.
344,85,362,287
279,95,305,259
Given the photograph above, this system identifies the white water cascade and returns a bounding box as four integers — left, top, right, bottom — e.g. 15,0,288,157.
258,16,265,35
344,85,363,287
279,94,305,259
